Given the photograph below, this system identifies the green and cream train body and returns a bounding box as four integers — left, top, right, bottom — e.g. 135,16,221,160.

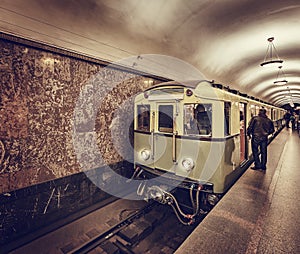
133,80,284,224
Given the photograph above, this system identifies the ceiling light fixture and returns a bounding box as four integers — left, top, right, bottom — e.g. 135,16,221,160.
260,37,283,67
273,66,288,85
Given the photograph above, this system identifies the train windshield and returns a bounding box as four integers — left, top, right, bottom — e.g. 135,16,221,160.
184,103,212,135
137,105,150,132
158,105,173,133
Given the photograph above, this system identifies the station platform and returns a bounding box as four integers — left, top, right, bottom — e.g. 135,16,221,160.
176,128,300,254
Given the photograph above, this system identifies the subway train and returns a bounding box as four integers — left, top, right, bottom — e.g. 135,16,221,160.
133,80,285,224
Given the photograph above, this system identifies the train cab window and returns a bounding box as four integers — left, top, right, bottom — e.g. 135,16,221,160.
184,104,212,135
224,102,231,136
137,105,150,132
158,105,173,133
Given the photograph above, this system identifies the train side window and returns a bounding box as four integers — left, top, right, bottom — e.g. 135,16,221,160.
158,105,173,133
224,102,231,136
184,104,212,135
137,105,150,132
250,104,256,117
255,105,259,115
272,109,276,120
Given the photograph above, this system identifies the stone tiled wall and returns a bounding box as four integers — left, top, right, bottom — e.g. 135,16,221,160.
0,36,162,194
0,168,112,247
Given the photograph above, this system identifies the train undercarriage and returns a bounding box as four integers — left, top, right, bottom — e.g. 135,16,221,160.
132,165,222,225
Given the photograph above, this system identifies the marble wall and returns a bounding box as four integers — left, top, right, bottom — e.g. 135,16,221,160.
0,36,161,194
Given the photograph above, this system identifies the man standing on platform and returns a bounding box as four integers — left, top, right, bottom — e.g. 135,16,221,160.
247,108,275,171
284,110,292,128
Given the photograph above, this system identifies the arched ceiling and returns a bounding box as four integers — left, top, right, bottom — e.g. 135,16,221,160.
1,0,300,108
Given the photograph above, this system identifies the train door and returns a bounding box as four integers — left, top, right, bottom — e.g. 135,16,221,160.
153,103,176,172
239,103,248,163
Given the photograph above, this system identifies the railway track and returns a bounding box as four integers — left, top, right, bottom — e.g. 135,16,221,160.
67,201,157,254
8,191,202,254
58,197,199,254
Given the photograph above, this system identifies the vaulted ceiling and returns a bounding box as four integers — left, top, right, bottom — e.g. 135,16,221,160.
1,0,300,108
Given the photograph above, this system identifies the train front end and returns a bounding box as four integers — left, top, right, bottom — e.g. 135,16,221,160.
133,81,224,224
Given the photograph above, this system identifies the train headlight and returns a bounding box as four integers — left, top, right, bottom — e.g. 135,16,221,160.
140,149,151,161
182,158,195,171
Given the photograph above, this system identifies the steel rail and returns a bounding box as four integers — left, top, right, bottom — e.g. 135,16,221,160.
68,201,156,254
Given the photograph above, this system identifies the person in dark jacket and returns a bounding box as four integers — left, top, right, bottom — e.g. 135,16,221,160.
247,108,275,171
284,110,292,128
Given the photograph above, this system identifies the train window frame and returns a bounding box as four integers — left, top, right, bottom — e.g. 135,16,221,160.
158,105,174,133
183,103,212,136
137,104,150,132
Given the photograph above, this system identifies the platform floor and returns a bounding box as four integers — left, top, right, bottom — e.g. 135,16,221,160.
176,128,300,254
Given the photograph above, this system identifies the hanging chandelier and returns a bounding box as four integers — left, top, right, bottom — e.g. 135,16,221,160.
273,66,288,85
260,37,283,67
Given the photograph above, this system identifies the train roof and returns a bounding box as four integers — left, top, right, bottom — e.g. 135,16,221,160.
144,80,279,108
144,80,208,91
